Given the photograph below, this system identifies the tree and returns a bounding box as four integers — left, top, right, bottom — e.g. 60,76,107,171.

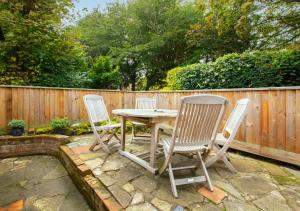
76,0,199,90
250,0,300,49
187,0,254,62
0,0,87,87
87,55,121,89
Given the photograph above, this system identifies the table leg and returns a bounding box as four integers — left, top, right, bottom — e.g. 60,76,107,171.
121,117,126,151
150,123,157,168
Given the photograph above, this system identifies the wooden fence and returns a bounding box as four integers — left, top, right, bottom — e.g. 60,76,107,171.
1,85,300,165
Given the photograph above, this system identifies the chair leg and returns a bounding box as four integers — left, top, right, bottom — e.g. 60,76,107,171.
197,152,213,191
168,162,178,198
222,155,237,173
130,125,135,143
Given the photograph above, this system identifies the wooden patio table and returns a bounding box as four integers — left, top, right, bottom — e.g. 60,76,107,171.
112,109,177,174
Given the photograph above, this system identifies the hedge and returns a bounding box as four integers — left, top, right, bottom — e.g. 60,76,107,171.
165,49,300,90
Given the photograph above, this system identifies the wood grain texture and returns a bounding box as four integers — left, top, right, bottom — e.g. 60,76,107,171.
0,86,300,165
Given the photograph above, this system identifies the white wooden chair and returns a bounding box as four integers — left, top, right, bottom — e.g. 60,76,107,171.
131,98,157,142
157,94,227,198
83,95,121,153
205,98,250,172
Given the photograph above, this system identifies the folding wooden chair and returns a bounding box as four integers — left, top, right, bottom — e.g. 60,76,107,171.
205,98,250,172
83,95,121,153
158,94,227,198
131,98,157,142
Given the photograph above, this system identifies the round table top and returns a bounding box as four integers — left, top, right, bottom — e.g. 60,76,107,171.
112,109,177,118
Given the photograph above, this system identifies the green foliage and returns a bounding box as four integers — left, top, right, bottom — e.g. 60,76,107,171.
36,127,53,135
50,118,70,130
87,55,121,89
0,0,88,87
8,119,25,129
187,0,254,62
166,49,300,90
76,0,199,90
69,122,91,135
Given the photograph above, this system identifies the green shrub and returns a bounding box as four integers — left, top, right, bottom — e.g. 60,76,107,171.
50,118,70,130
8,119,25,129
36,127,53,135
165,49,300,90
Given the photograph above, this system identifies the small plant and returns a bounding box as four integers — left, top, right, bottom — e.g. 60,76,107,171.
8,119,25,136
50,118,70,135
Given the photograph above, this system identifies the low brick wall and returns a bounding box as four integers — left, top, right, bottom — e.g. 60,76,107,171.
0,135,69,158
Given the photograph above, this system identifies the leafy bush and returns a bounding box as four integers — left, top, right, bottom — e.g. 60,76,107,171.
165,49,300,90
50,118,70,130
8,119,25,129
36,127,53,135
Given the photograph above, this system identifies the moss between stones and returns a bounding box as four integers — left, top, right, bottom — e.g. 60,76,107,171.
273,175,300,186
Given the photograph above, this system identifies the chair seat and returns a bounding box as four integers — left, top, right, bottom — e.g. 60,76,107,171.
96,123,121,131
215,133,226,145
163,137,208,153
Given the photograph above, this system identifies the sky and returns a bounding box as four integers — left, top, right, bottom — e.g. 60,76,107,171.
73,0,116,12
66,0,119,24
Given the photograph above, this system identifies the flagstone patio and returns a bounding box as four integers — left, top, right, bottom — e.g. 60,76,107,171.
67,134,300,211
0,155,91,211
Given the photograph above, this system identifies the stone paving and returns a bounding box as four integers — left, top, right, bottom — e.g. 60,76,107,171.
68,134,300,211
0,155,91,211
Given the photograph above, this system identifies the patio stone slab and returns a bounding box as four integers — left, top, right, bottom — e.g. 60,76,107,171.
259,161,289,176
231,158,264,173
198,186,227,204
131,192,144,205
151,197,172,211
123,183,135,193
101,157,127,171
155,188,204,207
126,202,158,211
98,173,116,186
108,184,132,208
230,174,276,196
33,195,65,211
78,152,107,161
84,158,104,170
42,165,68,180
223,200,259,211
253,190,292,211
191,202,222,211
215,181,243,200
132,176,157,193
281,188,300,210
115,166,142,185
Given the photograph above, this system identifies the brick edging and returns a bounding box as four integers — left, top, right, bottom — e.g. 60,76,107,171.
0,135,69,158
59,146,123,211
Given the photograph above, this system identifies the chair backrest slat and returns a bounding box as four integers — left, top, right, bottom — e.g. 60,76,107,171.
223,98,250,137
136,98,157,109
83,95,110,124
173,95,227,147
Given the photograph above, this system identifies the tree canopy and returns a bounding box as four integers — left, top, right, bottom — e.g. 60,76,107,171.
0,0,299,90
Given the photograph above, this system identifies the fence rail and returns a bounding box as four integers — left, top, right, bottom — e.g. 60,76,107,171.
0,85,300,165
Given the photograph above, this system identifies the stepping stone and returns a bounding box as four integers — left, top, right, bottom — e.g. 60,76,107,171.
151,197,172,211
84,158,104,170
131,192,144,205
115,166,141,185
132,176,157,193
253,190,292,211
215,181,243,200
98,174,116,187
230,175,276,196
224,201,258,211
122,183,135,193
198,186,227,204
126,202,158,211
108,185,132,208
